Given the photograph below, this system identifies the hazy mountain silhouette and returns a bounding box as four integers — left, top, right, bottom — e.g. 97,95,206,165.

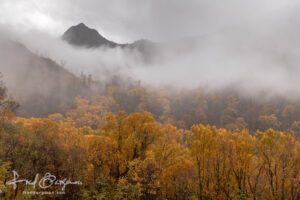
62,23,162,63
62,23,119,48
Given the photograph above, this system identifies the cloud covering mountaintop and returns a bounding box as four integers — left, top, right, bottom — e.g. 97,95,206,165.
1,0,300,99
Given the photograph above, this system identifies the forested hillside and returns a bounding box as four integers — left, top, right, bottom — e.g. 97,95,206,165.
0,68,298,199
2,40,300,136
0,90,299,199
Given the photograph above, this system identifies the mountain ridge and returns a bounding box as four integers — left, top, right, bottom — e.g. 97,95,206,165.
62,23,120,48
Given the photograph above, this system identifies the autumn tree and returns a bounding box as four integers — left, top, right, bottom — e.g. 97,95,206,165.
65,95,116,129
258,114,281,131
186,124,218,199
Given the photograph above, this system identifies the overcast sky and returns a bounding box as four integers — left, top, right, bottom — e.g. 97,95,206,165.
1,0,299,43
2,0,300,98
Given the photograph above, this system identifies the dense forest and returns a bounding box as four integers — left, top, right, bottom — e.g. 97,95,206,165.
0,71,299,199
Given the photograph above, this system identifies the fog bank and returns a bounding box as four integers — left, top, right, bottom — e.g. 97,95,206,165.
1,0,300,99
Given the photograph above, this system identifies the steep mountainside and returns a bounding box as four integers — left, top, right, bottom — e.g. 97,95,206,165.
0,39,92,117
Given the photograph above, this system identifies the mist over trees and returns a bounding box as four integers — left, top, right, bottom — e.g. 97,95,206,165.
0,39,300,136
0,58,298,199
0,32,300,199
0,92,299,199
1,1,300,199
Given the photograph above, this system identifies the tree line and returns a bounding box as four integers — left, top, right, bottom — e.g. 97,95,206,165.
0,106,299,199
0,75,299,199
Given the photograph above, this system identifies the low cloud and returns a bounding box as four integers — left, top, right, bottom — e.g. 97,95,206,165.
1,0,300,99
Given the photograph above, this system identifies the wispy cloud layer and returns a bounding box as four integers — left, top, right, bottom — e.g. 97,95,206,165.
1,0,300,98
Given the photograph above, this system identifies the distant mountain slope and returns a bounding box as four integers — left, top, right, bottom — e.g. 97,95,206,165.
62,23,119,48
0,39,92,117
